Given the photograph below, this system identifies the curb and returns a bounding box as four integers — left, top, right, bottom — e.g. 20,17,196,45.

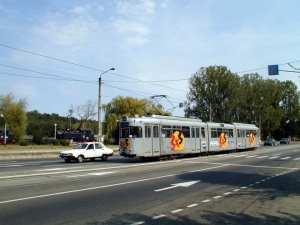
0,149,120,159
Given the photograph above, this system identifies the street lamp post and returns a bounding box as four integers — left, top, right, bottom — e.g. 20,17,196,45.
98,67,115,142
0,114,6,146
54,123,57,139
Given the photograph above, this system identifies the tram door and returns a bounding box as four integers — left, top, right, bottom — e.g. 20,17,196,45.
152,125,160,156
191,127,201,153
237,129,246,149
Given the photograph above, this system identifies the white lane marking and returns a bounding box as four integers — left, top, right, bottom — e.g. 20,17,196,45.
202,162,299,170
155,180,200,192
257,156,268,158
231,155,244,158
0,165,228,204
293,158,300,160
233,189,240,192
171,209,183,213
213,196,222,199
152,215,166,219
269,156,279,159
255,182,260,184
280,157,291,160
67,172,115,178
35,168,64,171
249,184,254,186
0,165,22,167
130,222,145,225
224,192,231,195
241,186,247,189
201,199,210,203
187,204,198,208
245,155,258,158
154,186,176,192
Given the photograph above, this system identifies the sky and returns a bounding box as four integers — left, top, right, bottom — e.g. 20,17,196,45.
1,0,300,120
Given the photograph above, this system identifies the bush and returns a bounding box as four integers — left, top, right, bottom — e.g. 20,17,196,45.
103,138,110,145
20,140,29,146
53,139,60,146
60,139,69,146
32,132,44,145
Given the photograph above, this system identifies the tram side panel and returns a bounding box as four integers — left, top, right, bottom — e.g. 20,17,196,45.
207,123,237,153
233,123,259,150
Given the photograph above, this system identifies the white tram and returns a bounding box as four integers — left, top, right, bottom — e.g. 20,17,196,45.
119,114,260,160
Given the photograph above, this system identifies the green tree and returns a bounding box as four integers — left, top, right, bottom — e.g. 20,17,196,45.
261,79,284,138
0,93,27,142
276,81,300,139
103,96,170,138
186,65,240,122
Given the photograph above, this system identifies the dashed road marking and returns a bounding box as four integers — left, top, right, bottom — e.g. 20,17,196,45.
213,195,222,199
171,209,183,213
152,214,166,219
130,222,144,225
187,203,198,208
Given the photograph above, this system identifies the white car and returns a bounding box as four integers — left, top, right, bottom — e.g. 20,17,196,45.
60,142,113,163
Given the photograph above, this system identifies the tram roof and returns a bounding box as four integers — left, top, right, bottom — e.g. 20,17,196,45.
121,114,203,122
146,114,203,122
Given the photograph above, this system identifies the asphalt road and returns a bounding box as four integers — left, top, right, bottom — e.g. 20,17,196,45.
0,144,300,225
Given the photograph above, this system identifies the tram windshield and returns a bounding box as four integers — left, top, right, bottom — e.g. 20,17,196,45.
120,126,143,138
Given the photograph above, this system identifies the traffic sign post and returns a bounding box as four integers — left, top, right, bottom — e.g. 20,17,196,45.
268,65,279,75
268,64,300,75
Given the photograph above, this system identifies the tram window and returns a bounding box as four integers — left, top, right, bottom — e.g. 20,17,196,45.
120,128,129,138
211,128,217,138
228,129,233,138
130,126,142,138
217,128,222,137
246,130,250,137
182,126,190,138
162,125,171,138
196,128,200,138
153,126,159,138
145,126,151,138
191,127,200,138
238,129,246,138
201,127,205,138
172,125,181,133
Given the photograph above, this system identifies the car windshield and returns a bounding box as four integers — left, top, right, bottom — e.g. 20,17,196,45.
73,144,88,149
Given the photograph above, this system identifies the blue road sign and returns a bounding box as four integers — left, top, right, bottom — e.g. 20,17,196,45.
268,65,279,75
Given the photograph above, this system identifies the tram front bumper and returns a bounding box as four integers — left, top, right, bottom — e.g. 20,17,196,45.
119,148,136,157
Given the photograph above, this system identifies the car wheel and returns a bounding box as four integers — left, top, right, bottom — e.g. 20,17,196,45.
64,159,70,163
77,155,83,163
102,154,108,161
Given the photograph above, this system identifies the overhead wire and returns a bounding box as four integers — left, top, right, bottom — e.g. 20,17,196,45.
0,44,187,93
0,62,188,106
3,43,300,108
